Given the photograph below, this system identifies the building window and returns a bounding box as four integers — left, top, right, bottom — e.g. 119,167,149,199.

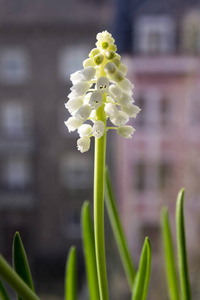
0,48,30,84
134,161,172,191
60,153,92,189
0,102,29,137
158,162,171,189
159,96,171,127
1,157,32,191
58,44,90,81
135,15,175,55
182,11,200,54
134,161,146,191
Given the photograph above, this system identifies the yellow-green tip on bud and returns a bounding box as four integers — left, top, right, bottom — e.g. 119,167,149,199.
105,50,115,60
109,44,117,52
102,42,109,49
93,53,104,65
89,48,100,58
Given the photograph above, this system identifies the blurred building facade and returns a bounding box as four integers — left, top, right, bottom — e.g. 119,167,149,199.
0,0,112,294
113,1,200,298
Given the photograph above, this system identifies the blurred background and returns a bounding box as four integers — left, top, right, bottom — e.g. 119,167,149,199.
0,0,200,299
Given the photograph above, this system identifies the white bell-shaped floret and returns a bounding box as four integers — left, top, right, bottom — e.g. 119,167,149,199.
118,63,128,75
89,109,97,122
64,117,82,132
104,62,117,75
83,58,95,68
118,93,133,106
117,126,135,138
96,77,109,93
117,78,134,93
109,84,123,99
104,103,119,117
89,90,103,109
92,120,105,138
81,66,96,81
77,136,91,153
65,97,83,114
110,111,129,127
70,71,84,84
71,81,90,96
121,104,141,118
110,70,124,83
78,124,93,137
75,104,92,122
106,96,115,103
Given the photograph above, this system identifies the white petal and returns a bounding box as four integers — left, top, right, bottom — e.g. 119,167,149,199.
70,71,84,84
64,117,82,132
92,120,105,138
117,78,134,92
81,66,96,81
117,126,135,138
75,104,92,122
65,97,83,114
78,124,93,137
104,103,119,117
118,63,128,75
104,62,117,75
109,84,123,99
118,93,133,106
89,90,103,109
96,77,109,93
83,58,95,68
110,111,129,126
77,136,91,153
121,104,141,118
71,81,90,96
110,70,124,83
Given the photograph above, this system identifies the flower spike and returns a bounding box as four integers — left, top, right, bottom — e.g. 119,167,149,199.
64,30,140,152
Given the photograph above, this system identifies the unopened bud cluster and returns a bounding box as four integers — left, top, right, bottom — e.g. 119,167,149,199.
65,30,140,152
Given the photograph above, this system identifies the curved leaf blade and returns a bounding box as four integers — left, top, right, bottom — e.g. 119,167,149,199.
105,167,135,289
13,231,35,300
161,208,180,300
81,201,100,300
65,246,77,300
176,189,191,300
0,255,40,300
0,279,10,300
132,238,151,300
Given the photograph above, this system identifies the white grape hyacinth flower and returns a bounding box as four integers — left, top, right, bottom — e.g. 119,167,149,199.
64,30,140,152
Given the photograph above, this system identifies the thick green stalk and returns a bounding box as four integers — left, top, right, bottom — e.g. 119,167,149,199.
94,95,109,300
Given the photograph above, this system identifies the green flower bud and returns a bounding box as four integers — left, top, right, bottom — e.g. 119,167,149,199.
102,42,109,49
93,53,104,65
89,48,100,58
111,70,124,83
112,57,121,67
105,50,115,60
104,62,117,74
109,44,117,52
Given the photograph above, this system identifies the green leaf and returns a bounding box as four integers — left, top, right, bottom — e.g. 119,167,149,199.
12,232,35,300
104,167,135,289
81,201,100,300
161,208,180,300
132,238,151,300
176,189,191,300
0,279,10,300
0,254,40,300
65,246,77,300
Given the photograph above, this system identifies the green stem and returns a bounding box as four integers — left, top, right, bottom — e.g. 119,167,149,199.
94,95,109,300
